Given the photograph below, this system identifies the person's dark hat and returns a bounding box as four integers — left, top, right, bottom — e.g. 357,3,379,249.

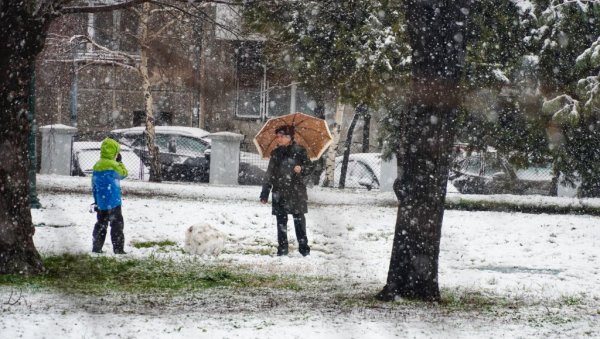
275,125,295,137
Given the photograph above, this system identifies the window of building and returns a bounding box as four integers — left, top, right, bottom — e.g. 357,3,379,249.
234,42,317,119
235,41,264,118
87,9,140,53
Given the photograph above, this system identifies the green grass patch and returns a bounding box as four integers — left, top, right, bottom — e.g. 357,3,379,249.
560,295,583,306
336,288,521,312
0,254,302,294
445,198,600,216
131,240,178,249
237,247,274,256
439,289,505,311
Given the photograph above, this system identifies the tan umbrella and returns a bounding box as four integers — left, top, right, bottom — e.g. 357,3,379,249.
253,112,333,161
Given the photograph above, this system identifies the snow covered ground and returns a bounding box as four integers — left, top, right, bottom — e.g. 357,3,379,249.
1,175,599,338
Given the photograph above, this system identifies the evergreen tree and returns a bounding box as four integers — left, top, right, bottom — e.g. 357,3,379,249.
533,0,600,197
242,0,408,107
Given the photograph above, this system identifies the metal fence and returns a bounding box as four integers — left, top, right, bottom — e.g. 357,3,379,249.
70,134,555,193
241,140,383,190
70,138,148,181
71,135,269,185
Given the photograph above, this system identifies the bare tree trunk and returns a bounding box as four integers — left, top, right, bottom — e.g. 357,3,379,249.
362,109,371,153
0,4,51,275
323,98,345,187
139,2,161,182
339,104,365,189
377,0,468,302
310,100,327,185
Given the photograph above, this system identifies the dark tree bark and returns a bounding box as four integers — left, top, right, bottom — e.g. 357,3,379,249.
339,103,366,189
0,0,165,275
377,0,468,302
0,3,56,274
362,109,371,153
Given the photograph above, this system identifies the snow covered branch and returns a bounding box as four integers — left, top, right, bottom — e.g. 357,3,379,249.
69,35,140,66
543,94,580,124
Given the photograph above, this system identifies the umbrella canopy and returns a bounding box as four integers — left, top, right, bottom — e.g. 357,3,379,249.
253,112,333,161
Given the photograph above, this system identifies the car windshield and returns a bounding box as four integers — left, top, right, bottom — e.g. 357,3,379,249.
175,135,209,155
462,156,482,176
118,133,209,157
483,156,505,177
515,163,553,181
351,161,378,186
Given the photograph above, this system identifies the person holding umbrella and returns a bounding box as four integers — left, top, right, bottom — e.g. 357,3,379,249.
260,125,312,257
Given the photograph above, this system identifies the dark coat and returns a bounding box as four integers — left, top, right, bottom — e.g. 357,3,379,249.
260,143,312,215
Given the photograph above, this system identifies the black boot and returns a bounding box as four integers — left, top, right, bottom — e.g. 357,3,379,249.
276,214,289,256
109,206,126,254
293,214,310,256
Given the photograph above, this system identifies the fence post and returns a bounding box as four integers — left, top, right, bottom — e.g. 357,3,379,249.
380,153,397,192
39,124,78,175
208,132,244,185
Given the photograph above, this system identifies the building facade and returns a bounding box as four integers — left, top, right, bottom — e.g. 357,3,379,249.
35,2,379,153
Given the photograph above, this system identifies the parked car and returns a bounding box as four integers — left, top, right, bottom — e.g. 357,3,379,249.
71,141,149,181
319,153,382,190
109,126,268,184
450,152,554,195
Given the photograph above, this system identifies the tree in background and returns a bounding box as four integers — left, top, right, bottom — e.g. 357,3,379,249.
59,2,214,182
452,1,551,167
242,0,409,187
532,1,600,197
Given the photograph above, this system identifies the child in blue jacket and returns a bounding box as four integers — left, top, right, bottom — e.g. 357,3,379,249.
92,138,128,254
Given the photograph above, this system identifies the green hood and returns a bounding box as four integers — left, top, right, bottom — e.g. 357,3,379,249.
100,138,120,160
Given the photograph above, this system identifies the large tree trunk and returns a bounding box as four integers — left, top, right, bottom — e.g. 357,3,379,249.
377,0,468,301
139,2,161,182
0,4,53,274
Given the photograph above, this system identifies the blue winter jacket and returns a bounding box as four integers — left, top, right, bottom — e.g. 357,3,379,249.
92,138,128,210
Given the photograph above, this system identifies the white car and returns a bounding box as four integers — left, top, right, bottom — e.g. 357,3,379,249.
109,126,269,184
319,152,460,193
71,141,149,181
320,153,382,190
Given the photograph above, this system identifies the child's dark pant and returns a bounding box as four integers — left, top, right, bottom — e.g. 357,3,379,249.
92,206,124,253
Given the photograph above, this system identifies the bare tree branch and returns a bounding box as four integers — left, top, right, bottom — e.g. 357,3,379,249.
70,35,139,64
151,0,244,39
5,289,23,306
61,0,149,14
78,60,138,72
148,18,179,41
61,0,235,14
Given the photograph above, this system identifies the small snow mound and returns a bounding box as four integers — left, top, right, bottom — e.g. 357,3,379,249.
184,223,226,256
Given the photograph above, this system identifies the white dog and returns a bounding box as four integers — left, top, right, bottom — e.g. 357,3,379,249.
184,223,226,256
